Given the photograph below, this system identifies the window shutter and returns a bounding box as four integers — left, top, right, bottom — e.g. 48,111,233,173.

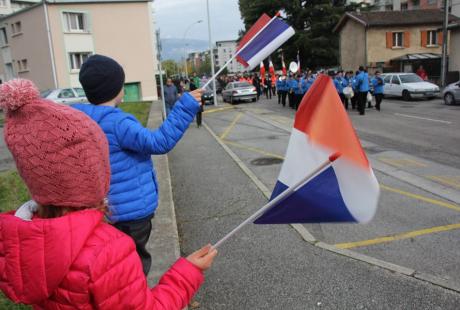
421,30,427,47
438,31,443,45
386,32,392,48
404,31,410,48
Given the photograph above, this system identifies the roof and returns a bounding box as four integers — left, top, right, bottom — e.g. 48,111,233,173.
391,53,441,61
334,9,460,32
0,0,151,20
45,0,150,3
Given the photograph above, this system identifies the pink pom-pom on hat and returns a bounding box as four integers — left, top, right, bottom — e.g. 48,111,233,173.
0,79,40,112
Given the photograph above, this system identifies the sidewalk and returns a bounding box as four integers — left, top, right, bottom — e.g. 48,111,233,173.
166,113,460,309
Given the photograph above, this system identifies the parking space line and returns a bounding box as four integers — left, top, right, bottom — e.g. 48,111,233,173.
381,185,460,212
378,157,427,168
220,112,243,140
224,140,285,160
203,106,235,114
394,113,452,124
427,176,460,190
335,223,460,249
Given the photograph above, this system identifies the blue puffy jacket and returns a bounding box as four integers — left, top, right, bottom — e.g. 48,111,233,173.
72,93,199,222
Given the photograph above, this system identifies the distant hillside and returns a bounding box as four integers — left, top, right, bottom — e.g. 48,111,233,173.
160,38,209,61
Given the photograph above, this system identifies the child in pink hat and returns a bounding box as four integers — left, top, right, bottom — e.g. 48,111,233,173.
0,79,217,309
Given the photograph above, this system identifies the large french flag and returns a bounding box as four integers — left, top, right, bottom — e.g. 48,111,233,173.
255,75,380,224
236,13,295,70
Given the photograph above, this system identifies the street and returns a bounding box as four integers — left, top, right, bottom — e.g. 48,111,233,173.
169,95,460,309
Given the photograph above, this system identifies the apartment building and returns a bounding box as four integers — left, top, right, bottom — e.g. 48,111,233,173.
374,0,460,16
0,0,158,101
215,40,247,73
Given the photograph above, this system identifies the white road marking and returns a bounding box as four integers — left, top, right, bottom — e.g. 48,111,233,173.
394,113,452,124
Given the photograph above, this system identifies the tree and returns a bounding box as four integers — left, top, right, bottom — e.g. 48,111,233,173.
238,0,365,69
161,59,179,78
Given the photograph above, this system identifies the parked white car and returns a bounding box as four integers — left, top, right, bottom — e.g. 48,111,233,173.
40,88,88,105
381,73,440,101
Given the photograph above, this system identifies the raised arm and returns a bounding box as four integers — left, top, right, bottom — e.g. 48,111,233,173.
115,92,200,155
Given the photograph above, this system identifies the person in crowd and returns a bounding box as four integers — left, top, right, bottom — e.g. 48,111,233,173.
190,72,200,91
276,75,284,105
301,74,310,98
265,74,272,100
334,71,346,107
416,65,428,81
354,66,370,115
287,74,296,109
73,55,202,275
343,71,354,110
271,73,277,97
0,78,217,309
253,74,261,101
372,71,385,111
294,75,303,110
351,71,359,110
164,78,178,116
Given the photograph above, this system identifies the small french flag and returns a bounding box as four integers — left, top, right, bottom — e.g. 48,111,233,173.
255,75,380,224
236,13,295,70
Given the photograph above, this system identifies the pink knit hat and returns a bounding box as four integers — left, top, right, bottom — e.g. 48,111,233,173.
0,79,110,207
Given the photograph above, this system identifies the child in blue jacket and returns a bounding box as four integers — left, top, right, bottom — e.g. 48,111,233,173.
73,55,202,275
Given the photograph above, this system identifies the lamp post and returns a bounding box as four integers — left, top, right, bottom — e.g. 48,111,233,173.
206,0,217,106
183,20,203,79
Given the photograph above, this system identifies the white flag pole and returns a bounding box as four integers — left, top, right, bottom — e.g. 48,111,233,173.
213,152,341,249
201,12,281,90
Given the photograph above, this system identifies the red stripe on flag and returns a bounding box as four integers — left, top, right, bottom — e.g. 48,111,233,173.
294,75,370,169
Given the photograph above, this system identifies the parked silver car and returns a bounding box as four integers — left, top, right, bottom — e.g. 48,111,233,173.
442,81,460,105
40,88,88,105
222,82,257,104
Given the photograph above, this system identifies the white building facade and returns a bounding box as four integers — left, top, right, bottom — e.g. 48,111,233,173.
215,40,246,73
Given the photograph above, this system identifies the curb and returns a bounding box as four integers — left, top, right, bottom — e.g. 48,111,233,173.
146,101,181,286
202,119,460,295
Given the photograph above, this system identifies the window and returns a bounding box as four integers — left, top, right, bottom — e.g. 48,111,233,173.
17,59,28,72
74,88,86,97
5,63,14,79
11,22,22,35
391,75,401,85
427,30,437,45
383,75,392,83
64,12,87,32
0,28,7,46
69,52,91,70
58,89,76,99
393,32,403,48
0,0,6,7
401,3,408,10
412,0,420,7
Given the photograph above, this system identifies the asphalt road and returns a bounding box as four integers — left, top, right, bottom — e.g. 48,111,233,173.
169,95,460,309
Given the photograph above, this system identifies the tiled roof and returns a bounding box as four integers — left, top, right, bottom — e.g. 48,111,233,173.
334,9,460,32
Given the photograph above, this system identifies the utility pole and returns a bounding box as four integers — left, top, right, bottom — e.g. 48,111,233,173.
206,0,218,106
441,0,449,87
156,29,166,118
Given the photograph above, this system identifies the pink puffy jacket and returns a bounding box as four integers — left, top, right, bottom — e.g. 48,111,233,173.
0,209,204,309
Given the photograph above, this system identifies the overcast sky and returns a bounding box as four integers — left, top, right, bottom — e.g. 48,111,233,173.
153,0,245,42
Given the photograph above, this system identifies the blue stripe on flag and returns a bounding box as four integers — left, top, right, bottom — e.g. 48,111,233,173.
238,18,290,63
254,167,357,224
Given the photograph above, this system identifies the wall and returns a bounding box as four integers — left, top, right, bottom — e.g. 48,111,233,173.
48,1,158,100
367,25,445,65
0,4,55,90
339,19,366,70
449,29,460,72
